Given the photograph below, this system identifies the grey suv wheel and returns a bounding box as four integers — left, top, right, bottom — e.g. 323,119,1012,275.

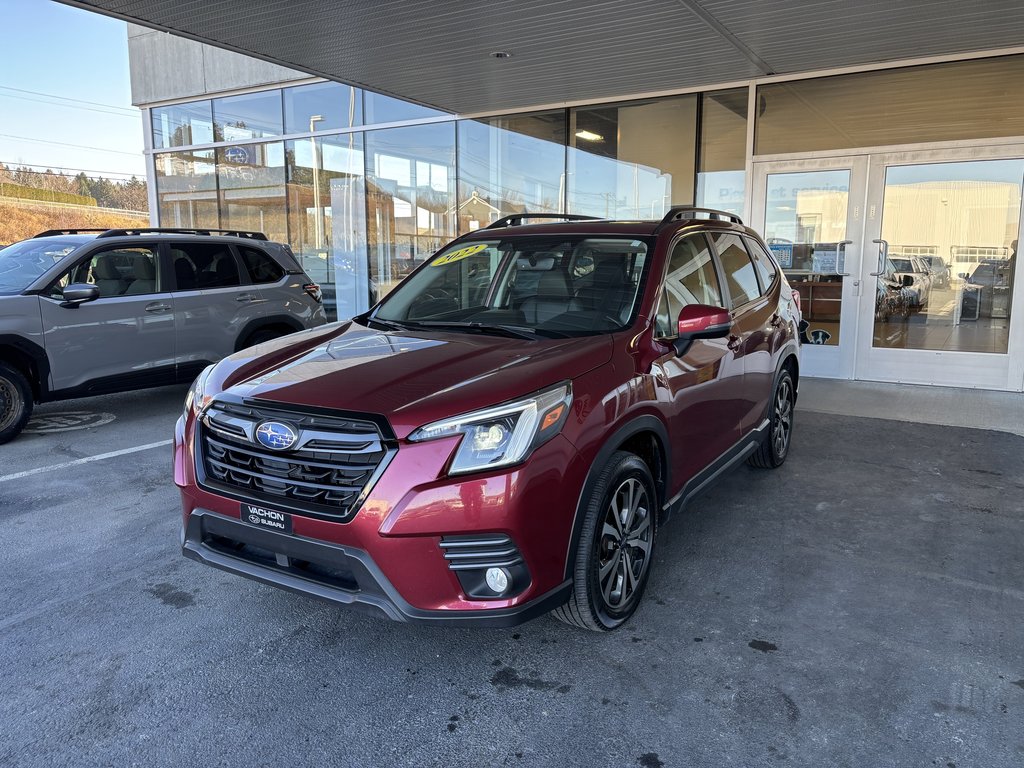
0,362,33,445
554,451,657,631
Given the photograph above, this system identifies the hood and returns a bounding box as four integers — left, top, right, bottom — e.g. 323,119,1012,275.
216,321,613,438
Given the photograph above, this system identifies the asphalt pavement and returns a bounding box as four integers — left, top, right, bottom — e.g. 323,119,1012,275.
1,385,1022,767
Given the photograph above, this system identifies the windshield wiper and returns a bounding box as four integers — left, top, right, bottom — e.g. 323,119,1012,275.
362,316,409,332
404,321,540,340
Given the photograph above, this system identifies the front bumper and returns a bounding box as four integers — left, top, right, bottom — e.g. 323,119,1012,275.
183,508,572,626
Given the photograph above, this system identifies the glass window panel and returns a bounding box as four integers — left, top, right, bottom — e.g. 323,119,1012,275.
60,246,160,298
713,232,761,307
363,92,447,125
239,246,285,284
745,237,779,291
762,170,851,346
169,242,240,290
284,81,362,134
663,235,723,328
568,95,697,218
365,122,456,300
155,149,219,230
213,90,283,141
457,111,566,232
872,158,1021,354
696,88,748,217
285,134,368,321
152,100,214,149
216,141,287,243
756,55,1024,155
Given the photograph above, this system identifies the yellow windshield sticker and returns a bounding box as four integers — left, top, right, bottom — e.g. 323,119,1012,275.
431,243,488,266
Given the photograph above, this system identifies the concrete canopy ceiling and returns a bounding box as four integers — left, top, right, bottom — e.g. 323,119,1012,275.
63,0,1024,115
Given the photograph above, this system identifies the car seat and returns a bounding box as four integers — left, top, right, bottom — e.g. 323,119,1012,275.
575,258,631,322
174,257,197,290
91,254,130,296
125,255,157,295
519,270,580,324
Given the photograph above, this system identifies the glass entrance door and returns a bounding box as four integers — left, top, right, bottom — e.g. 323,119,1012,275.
856,147,1024,391
751,156,868,378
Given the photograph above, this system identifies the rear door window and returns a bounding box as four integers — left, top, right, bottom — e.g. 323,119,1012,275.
168,242,242,290
713,233,762,308
744,237,779,293
239,246,285,284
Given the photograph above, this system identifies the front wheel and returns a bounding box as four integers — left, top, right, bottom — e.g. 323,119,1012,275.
0,362,33,445
748,368,795,469
553,451,658,631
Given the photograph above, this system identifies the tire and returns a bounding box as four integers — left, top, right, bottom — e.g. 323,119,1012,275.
245,329,286,348
0,362,33,445
553,451,658,631
748,367,795,469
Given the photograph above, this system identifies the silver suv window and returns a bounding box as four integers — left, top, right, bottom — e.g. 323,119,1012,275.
0,238,82,295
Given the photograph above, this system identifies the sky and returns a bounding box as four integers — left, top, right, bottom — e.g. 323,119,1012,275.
0,0,145,179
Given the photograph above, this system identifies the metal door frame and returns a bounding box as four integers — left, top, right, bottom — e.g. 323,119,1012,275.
750,154,869,380
855,143,1024,391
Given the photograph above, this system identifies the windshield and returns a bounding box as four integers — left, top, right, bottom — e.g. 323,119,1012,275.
371,236,652,337
0,238,82,294
890,258,914,272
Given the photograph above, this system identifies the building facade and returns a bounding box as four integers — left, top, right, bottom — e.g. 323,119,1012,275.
131,31,1024,392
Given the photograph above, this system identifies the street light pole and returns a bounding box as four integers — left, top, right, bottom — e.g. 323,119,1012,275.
309,115,324,250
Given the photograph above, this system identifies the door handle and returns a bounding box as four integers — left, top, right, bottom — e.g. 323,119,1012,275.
835,240,853,276
235,293,257,303
770,314,784,328
145,303,172,313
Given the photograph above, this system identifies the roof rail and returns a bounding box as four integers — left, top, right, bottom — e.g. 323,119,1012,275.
485,213,603,229
33,228,112,238
657,207,744,229
96,227,269,240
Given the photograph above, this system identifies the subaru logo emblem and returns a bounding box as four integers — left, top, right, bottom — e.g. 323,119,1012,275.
254,421,299,451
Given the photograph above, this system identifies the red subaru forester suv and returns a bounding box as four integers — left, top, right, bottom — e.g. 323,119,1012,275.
174,208,801,631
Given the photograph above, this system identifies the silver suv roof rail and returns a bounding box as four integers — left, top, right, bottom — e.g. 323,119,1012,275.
34,227,270,240
96,227,269,240
485,213,604,229
657,207,744,228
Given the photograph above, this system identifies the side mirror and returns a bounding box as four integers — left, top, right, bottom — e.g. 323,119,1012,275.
901,275,914,287
672,304,731,357
60,283,100,308
958,272,969,281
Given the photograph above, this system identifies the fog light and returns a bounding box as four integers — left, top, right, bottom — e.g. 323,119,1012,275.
485,567,510,594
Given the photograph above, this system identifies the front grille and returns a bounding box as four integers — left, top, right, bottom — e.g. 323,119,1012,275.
439,534,524,571
197,399,392,522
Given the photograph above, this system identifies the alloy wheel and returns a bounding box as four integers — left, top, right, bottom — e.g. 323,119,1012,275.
597,477,653,612
772,377,793,458
0,375,21,433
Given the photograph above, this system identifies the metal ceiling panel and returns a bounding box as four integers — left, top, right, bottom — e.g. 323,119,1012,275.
62,0,1024,114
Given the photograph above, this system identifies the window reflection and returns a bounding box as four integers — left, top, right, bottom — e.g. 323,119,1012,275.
155,149,218,229
216,142,287,242
365,123,456,298
285,135,368,320
696,89,748,217
457,111,566,231
364,92,446,125
213,90,283,140
284,81,362,133
568,95,698,218
152,101,214,149
873,159,1021,354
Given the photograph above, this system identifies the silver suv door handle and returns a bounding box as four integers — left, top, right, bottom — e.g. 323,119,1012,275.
145,302,172,313
235,293,257,303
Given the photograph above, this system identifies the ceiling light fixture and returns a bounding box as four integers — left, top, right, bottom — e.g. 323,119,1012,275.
574,130,604,142
490,51,513,59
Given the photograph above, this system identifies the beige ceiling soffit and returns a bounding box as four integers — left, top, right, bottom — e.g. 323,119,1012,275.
673,0,776,76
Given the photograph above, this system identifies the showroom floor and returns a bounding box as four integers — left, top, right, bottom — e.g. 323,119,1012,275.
1,383,1021,767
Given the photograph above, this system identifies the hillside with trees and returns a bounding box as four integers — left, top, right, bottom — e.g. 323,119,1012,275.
0,163,149,244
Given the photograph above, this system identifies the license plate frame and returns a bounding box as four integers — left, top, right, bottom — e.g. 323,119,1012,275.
240,502,293,533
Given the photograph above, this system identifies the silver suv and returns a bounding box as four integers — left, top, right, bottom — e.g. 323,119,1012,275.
0,227,327,443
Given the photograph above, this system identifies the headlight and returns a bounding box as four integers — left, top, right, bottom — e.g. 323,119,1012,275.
183,364,216,417
408,383,572,475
